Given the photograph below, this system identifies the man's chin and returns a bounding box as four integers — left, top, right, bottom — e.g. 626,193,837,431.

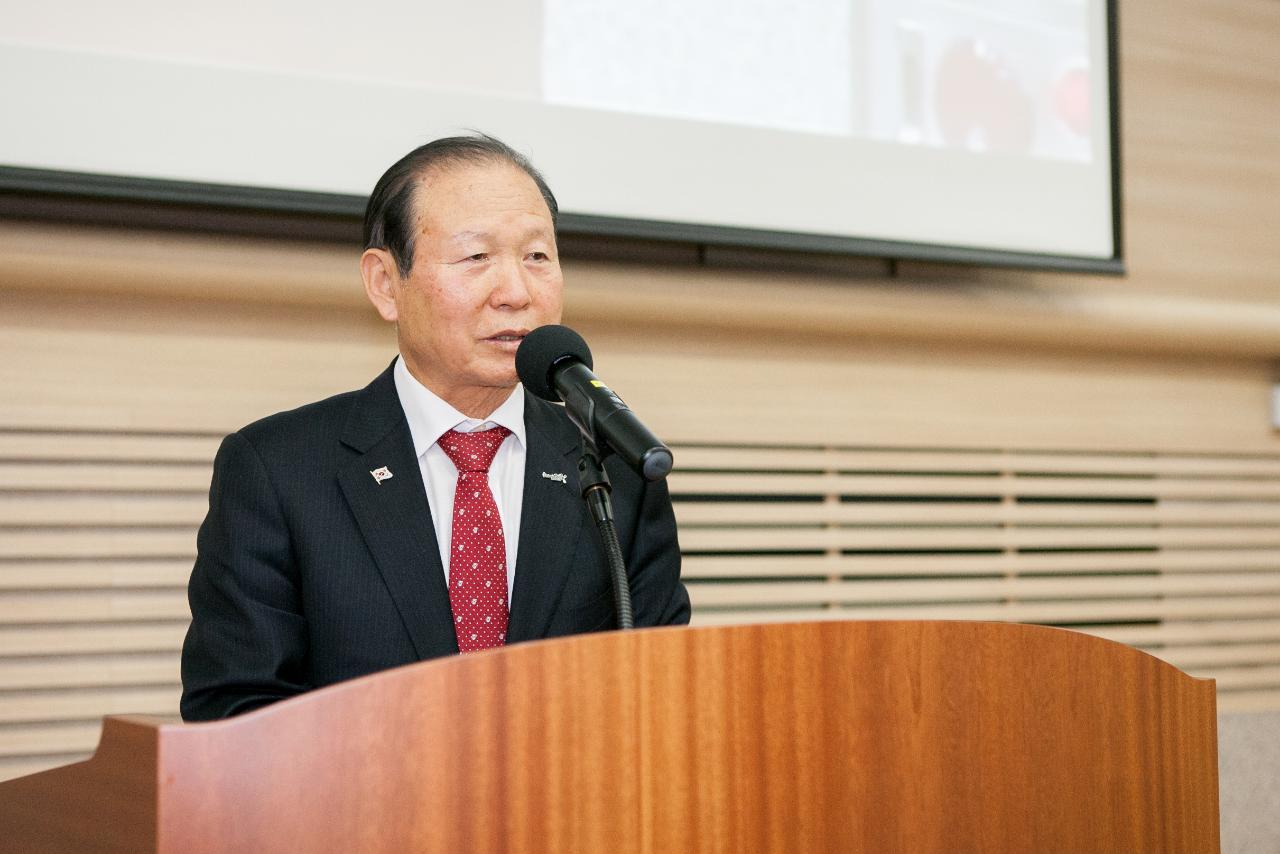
476,367,520,392
477,352,520,385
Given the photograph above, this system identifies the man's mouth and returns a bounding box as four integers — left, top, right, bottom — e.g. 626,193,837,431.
481,332,527,348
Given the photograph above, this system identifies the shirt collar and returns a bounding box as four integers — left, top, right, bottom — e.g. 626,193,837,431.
393,355,527,458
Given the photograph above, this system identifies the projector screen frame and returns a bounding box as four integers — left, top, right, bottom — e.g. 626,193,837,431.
0,1,1123,276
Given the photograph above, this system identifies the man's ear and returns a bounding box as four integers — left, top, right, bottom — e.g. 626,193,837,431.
360,249,400,323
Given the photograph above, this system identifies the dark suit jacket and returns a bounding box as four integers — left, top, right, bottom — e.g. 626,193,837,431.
180,363,689,721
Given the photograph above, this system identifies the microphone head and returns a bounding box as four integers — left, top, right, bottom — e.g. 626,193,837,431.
515,324,594,402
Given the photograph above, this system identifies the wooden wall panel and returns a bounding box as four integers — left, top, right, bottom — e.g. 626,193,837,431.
574,324,1280,452
4,289,1280,453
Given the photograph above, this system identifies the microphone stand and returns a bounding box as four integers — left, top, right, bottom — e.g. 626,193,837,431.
564,400,635,630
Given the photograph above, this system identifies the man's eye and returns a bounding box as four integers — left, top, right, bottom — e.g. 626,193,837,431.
463,253,488,263
527,252,549,261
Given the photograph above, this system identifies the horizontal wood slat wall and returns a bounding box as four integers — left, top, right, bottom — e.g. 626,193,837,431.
673,442,1280,717
0,428,195,780
2,429,1278,781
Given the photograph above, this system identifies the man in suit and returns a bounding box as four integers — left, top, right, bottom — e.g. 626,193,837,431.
180,135,690,721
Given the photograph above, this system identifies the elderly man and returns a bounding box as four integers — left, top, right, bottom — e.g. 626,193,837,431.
181,135,690,721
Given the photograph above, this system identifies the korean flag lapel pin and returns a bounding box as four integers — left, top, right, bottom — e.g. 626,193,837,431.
370,466,394,485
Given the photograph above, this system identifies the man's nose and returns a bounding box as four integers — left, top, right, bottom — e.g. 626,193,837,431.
490,257,534,309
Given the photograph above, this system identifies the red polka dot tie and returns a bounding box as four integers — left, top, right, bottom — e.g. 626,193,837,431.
437,426,512,653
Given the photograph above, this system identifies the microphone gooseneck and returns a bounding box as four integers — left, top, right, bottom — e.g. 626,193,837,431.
517,324,655,631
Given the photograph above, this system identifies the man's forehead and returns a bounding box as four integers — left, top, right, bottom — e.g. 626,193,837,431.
414,159,537,201
411,161,552,232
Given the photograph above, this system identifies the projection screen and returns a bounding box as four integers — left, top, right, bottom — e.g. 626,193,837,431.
0,0,1120,272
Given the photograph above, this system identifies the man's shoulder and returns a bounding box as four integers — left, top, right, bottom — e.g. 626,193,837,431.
238,387,362,445
230,365,397,461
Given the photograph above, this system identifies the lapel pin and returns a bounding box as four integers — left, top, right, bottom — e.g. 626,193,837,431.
370,466,394,485
541,471,568,484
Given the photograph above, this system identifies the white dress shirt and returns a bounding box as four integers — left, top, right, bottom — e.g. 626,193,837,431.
392,356,526,600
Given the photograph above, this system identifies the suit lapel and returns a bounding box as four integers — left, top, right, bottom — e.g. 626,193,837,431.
336,365,459,659
506,397,585,643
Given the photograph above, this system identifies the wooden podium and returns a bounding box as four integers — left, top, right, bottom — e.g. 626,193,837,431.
0,621,1220,852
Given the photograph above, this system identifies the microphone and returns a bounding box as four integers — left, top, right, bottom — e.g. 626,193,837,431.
516,325,673,481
